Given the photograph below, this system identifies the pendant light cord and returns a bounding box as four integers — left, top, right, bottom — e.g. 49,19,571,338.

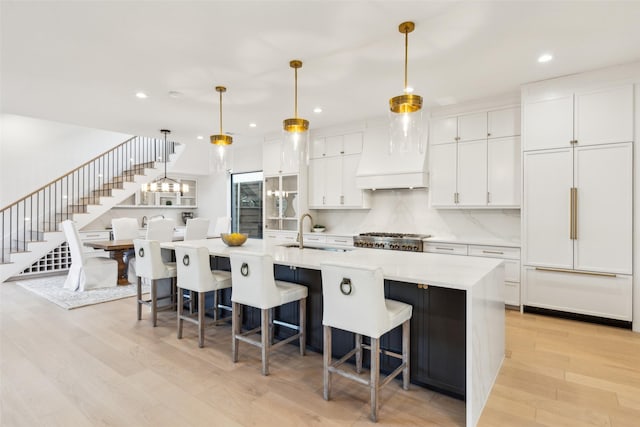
294,66,298,118
404,28,409,90
219,89,223,135
163,130,168,179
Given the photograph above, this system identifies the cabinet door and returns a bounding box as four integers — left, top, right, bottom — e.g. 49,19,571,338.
488,107,521,138
342,132,363,155
574,84,634,147
341,154,362,207
523,149,573,268
457,112,487,142
457,139,487,206
308,158,326,208
574,143,632,274
310,137,325,159
324,135,343,157
523,96,574,151
263,139,282,176
430,116,457,145
324,156,342,206
430,143,457,206
487,137,520,207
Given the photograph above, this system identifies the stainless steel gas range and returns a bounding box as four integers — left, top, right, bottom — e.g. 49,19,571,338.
353,232,431,252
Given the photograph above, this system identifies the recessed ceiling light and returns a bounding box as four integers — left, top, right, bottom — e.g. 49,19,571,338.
196,135,204,140
249,123,257,128
168,91,183,98
135,92,148,99
313,107,322,113
538,53,553,63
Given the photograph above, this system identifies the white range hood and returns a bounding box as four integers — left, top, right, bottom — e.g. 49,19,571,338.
356,123,428,190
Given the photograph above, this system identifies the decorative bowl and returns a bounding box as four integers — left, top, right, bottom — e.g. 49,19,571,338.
312,227,325,233
221,233,248,246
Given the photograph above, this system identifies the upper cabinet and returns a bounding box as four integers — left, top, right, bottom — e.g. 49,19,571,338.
429,106,521,208
263,137,301,176
308,131,370,209
523,84,634,151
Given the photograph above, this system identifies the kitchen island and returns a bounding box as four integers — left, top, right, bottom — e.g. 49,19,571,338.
161,238,504,427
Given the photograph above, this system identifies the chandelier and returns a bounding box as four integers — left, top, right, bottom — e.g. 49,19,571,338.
141,129,189,193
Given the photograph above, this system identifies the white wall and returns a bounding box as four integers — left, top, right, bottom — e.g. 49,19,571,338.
0,114,131,206
312,189,521,243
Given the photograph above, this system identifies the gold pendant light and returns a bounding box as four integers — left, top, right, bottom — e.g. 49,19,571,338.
283,60,309,132
389,21,422,113
210,86,232,146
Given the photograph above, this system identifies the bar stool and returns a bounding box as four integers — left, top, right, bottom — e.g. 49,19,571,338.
229,251,308,376
174,245,232,348
320,261,413,422
133,239,177,327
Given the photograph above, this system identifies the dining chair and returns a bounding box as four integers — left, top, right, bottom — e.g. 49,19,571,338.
133,239,177,326
184,218,210,240
211,216,231,237
320,261,412,422
174,245,232,347
229,251,307,375
61,220,118,291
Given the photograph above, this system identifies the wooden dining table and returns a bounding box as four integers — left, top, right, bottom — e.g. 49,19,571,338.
83,239,135,285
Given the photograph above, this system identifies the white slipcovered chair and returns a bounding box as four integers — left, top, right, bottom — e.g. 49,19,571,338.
229,251,307,375
210,216,231,237
320,261,413,422
145,218,175,242
184,218,210,241
61,220,117,291
133,239,177,327
174,245,232,347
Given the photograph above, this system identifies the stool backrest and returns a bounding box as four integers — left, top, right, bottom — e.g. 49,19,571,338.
112,217,139,240
146,218,175,242
61,220,85,265
185,218,210,240
320,261,389,338
212,216,231,237
133,239,166,280
174,245,213,292
229,251,280,309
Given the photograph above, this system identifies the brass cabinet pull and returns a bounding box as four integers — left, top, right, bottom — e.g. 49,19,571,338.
482,250,504,255
435,247,454,251
534,267,616,278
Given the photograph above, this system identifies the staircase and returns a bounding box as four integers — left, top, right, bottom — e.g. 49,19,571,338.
0,136,185,283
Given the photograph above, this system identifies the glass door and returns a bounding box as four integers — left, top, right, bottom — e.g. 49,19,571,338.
231,172,263,238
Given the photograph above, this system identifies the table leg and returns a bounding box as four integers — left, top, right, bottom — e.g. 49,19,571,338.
111,249,129,285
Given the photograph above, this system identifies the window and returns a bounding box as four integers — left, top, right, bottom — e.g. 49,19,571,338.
230,171,263,238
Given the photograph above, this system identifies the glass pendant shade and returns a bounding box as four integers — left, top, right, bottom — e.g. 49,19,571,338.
389,21,424,153
141,129,189,193
282,60,309,164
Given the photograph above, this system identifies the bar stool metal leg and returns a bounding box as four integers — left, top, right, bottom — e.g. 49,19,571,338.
299,297,306,356
232,302,241,362
136,276,143,321
355,333,363,374
177,287,184,339
151,279,158,327
261,308,270,376
198,290,206,348
402,319,410,390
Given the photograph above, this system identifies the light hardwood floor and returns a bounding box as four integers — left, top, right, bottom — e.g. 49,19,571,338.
1,280,639,426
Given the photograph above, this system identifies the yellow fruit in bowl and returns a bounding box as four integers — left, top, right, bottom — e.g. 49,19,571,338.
221,232,248,246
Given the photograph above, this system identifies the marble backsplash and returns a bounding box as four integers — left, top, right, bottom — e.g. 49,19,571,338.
311,188,521,244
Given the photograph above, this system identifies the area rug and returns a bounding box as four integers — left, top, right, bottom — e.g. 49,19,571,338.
14,275,149,310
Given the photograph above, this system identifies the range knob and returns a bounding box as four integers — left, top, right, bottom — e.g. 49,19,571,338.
401,245,407,250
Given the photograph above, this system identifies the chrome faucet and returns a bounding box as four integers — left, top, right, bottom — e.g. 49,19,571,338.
297,213,313,249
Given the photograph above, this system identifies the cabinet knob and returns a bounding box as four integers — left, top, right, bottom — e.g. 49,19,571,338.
487,133,491,137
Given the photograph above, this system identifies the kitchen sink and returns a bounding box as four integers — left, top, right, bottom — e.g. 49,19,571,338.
282,244,352,252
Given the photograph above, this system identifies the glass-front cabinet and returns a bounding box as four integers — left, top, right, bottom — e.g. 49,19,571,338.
134,178,197,207
265,174,298,231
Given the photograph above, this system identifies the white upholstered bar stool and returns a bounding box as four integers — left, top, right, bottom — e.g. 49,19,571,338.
133,239,177,327
129,218,176,282
320,261,413,422
184,218,210,241
174,245,232,348
229,251,308,375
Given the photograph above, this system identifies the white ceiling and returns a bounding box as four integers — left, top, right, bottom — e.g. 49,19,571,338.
2,1,640,147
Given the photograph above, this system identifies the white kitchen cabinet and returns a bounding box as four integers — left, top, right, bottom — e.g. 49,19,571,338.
263,137,301,176
308,131,369,209
523,267,632,321
488,107,521,139
521,77,634,322
523,148,574,269
573,143,632,274
487,137,520,207
429,143,457,206
430,105,520,208
264,230,297,244
523,84,633,151
264,174,299,232
423,242,468,256
456,140,487,206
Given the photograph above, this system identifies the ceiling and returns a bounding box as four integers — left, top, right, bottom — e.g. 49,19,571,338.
2,1,640,147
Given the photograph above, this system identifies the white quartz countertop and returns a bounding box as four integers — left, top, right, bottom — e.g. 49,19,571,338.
424,236,521,248
161,238,503,291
